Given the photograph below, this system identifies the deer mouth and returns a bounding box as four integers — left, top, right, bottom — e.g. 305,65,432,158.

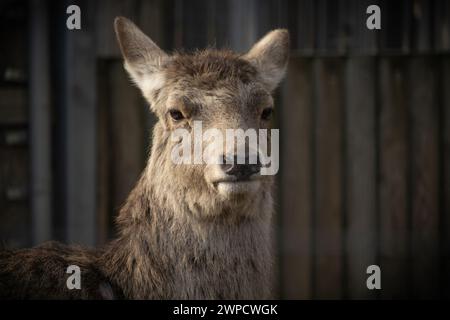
212,176,260,186
212,177,261,196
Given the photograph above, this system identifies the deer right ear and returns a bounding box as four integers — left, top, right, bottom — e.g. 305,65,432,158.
114,16,168,86
243,29,290,92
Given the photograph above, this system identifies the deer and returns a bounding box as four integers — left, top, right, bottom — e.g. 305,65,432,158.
0,17,289,299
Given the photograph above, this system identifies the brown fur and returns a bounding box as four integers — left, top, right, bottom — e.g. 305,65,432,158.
0,17,289,299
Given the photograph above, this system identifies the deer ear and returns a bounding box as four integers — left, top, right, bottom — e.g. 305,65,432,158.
243,29,290,91
114,16,167,85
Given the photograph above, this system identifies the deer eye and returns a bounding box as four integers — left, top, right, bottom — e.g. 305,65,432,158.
169,109,184,121
261,108,273,121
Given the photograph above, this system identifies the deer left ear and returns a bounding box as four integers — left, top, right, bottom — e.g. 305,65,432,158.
114,16,168,84
243,29,290,92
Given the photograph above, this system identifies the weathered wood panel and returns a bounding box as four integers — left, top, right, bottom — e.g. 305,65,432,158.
313,58,344,299
178,0,209,49
379,0,411,54
0,0,28,85
96,60,111,243
2,0,449,299
91,0,450,57
347,0,379,55
411,0,434,53
0,88,27,125
108,62,148,220
62,0,97,245
345,57,377,299
434,0,450,52
0,0,30,249
280,58,313,299
409,57,440,299
228,0,258,52
288,0,315,54
207,0,230,48
0,143,30,248
442,57,450,299
29,0,52,245
316,0,348,55
379,58,410,299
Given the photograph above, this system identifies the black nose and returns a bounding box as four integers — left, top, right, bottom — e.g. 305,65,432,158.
221,155,261,180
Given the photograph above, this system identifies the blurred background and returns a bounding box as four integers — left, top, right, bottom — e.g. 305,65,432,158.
0,0,449,299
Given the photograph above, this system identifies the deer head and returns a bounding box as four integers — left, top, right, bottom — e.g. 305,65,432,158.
114,17,289,220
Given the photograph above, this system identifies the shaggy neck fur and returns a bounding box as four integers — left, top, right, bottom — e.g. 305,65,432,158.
101,123,274,299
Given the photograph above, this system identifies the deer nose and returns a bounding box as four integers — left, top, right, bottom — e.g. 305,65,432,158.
221,155,261,180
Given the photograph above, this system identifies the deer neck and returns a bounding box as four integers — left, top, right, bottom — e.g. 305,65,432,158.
103,147,274,299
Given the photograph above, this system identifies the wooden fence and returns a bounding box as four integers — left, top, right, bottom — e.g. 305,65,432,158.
281,56,449,299
0,0,449,299
96,0,450,299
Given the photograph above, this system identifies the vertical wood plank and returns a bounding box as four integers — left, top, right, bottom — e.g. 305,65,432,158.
316,0,348,55
96,60,111,243
63,0,97,245
181,0,209,49
410,57,440,298
280,58,313,299
411,0,433,53
109,62,147,219
29,0,52,245
229,0,258,52
443,57,450,298
0,88,27,124
347,0,379,55
379,57,410,299
0,0,30,248
288,0,315,54
0,143,30,248
313,58,344,299
434,0,450,52
379,0,411,54
0,1,28,85
345,57,377,299
173,0,184,48
208,0,229,48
